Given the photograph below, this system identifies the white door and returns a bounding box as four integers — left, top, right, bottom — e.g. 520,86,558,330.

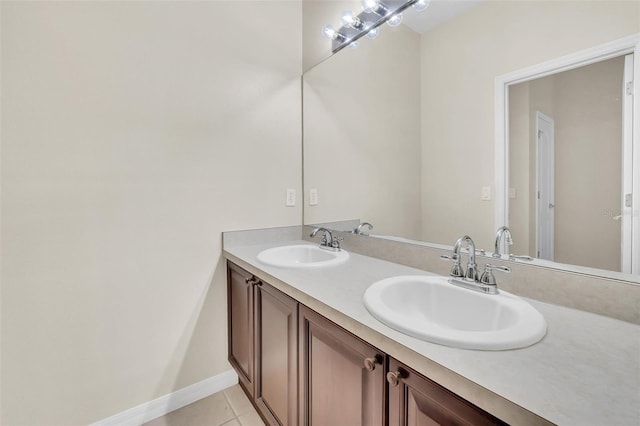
536,111,555,260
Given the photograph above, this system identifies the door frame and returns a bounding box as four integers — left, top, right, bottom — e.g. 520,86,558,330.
495,33,640,275
622,53,634,273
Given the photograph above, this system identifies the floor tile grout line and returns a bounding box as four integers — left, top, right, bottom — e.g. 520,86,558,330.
223,388,241,418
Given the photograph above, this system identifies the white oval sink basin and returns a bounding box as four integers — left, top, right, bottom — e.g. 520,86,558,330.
363,275,546,350
257,244,349,268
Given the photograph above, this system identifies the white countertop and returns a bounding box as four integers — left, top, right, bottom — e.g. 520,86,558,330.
224,239,640,426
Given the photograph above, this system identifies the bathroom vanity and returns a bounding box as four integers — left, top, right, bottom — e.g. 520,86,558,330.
224,227,640,426
228,261,506,425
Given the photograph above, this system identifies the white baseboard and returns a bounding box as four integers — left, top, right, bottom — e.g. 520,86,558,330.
91,369,239,426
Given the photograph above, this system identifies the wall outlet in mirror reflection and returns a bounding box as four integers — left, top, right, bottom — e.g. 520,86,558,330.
309,189,318,206
286,189,296,207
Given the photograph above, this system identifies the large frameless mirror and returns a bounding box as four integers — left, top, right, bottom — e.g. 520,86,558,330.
302,0,640,282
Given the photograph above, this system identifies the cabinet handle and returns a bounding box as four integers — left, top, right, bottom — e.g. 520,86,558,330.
364,355,381,371
386,370,404,387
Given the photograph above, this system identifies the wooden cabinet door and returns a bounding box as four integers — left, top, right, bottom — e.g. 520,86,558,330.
255,282,298,426
387,357,507,426
299,305,386,426
227,262,256,397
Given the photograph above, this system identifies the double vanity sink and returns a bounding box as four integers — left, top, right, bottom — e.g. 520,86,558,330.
256,244,546,351
225,231,640,426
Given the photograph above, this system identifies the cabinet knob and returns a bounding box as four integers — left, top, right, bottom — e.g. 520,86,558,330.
364,355,381,371
386,370,404,387
245,277,262,286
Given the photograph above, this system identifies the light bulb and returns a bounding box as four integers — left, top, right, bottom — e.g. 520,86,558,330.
412,0,430,12
361,0,378,13
362,0,387,16
322,24,336,39
366,27,380,39
348,41,359,49
342,10,364,30
322,24,346,42
387,13,403,27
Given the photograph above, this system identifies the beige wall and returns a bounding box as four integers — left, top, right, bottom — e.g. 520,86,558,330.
1,2,301,425
507,82,530,255
510,77,557,256
420,0,639,250
303,25,422,238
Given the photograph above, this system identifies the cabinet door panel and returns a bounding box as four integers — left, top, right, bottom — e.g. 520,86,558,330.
388,358,507,426
299,305,385,426
227,262,255,396
256,283,298,426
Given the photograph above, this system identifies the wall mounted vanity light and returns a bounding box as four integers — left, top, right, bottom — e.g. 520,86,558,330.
323,0,430,53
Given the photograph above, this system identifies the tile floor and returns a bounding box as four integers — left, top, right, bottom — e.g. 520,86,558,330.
144,384,265,426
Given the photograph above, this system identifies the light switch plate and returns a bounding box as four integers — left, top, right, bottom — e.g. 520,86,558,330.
309,189,318,206
481,186,491,201
286,189,296,207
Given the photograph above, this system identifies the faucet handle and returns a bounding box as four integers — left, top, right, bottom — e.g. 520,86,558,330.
439,254,458,261
331,236,344,249
479,264,511,285
440,254,464,278
509,254,534,261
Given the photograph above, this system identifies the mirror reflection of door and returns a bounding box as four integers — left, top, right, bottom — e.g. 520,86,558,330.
536,112,555,261
509,54,634,273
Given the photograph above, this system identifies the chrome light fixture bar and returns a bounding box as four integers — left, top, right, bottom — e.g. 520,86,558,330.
323,0,429,54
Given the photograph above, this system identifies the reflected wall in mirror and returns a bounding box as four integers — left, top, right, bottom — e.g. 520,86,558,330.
508,56,632,273
304,23,422,239
303,0,640,279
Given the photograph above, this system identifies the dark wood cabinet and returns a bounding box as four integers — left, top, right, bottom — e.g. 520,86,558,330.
228,261,507,426
227,261,298,425
387,357,507,426
255,280,298,426
298,304,386,426
227,262,256,397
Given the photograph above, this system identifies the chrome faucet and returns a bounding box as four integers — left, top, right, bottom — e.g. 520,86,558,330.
310,227,342,251
455,235,479,281
440,235,478,280
492,226,513,258
441,235,509,295
353,222,373,235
